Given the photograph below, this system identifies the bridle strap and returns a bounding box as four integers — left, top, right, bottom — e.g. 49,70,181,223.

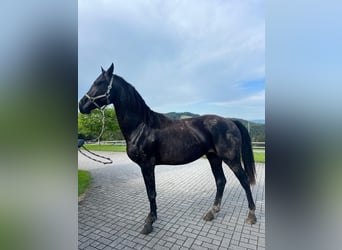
85,75,114,109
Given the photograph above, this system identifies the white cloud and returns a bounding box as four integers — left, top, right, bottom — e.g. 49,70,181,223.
78,0,265,119
210,90,265,107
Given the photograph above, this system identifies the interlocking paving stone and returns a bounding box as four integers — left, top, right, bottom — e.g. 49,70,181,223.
79,152,265,249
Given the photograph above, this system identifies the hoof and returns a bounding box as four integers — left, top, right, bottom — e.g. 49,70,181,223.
203,210,214,221
245,211,257,225
140,223,153,235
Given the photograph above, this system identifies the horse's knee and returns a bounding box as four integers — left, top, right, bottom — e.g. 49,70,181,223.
217,177,226,189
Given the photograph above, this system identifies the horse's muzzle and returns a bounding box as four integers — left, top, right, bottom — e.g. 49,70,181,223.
79,96,91,114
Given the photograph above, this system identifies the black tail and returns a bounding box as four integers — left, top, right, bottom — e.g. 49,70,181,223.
233,120,256,185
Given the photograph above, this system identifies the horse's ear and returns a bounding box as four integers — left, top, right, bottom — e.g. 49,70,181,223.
107,63,114,76
101,67,105,74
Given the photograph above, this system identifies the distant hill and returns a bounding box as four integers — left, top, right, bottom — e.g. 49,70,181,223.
164,112,200,119
251,119,265,124
163,112,265,142
231,118,265,142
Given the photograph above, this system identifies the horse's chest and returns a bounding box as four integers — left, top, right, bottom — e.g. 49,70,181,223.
126,142,155,165
127,144,143,162
126,125,156,164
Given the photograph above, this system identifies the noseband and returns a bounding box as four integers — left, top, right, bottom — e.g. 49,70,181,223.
85,75,114,109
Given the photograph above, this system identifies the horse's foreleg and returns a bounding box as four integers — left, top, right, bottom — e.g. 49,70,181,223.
203,153,226,221
140,165,157,234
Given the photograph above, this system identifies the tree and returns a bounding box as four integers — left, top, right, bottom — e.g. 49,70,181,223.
78,108,124,140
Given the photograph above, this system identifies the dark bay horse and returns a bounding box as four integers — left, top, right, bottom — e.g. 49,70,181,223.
79,63,257,234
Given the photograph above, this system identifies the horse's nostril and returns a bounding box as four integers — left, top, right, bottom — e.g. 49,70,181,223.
79,98,89,114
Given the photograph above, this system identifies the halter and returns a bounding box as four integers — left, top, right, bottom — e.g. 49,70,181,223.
79,75,115,164
85,75,114,110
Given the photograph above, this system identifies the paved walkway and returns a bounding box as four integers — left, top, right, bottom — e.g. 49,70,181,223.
78,152,265,250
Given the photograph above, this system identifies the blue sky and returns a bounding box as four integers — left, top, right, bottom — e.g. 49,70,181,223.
78,0,264,120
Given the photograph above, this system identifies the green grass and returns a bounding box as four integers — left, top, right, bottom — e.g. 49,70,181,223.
253,151,265,163
78,170,91,196
84,144,126,152
83,144,265,163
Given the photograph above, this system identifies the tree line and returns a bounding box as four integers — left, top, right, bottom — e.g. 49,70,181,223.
78,108,124,140
78,109,264,142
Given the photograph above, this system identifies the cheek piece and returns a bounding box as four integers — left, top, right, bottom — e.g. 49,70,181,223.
85,76,114,110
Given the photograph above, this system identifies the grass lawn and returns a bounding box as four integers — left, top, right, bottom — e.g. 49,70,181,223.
83,144,265,163
84,144,126,152
253,151,265,163
78,170,91,196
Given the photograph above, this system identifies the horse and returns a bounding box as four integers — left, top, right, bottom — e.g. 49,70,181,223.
79,63,257,234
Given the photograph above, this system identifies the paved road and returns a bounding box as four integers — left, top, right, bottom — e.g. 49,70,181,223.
78,152,265,250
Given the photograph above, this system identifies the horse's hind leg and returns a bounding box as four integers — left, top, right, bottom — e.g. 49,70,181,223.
224,158,257,224
203,153,226,221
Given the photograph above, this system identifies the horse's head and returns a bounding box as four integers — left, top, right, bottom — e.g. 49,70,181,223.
79,63,114,114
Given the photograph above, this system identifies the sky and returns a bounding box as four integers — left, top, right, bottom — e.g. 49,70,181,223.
78,0,264,121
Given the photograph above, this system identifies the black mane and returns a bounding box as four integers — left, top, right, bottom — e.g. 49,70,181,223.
113,75,171,128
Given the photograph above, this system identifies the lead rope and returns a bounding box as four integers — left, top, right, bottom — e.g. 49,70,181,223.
78,146,113,164
78,107,113,164
93,107,106,142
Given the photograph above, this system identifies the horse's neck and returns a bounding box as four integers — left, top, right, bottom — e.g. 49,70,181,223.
114,107,141,140
111,76,153,140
